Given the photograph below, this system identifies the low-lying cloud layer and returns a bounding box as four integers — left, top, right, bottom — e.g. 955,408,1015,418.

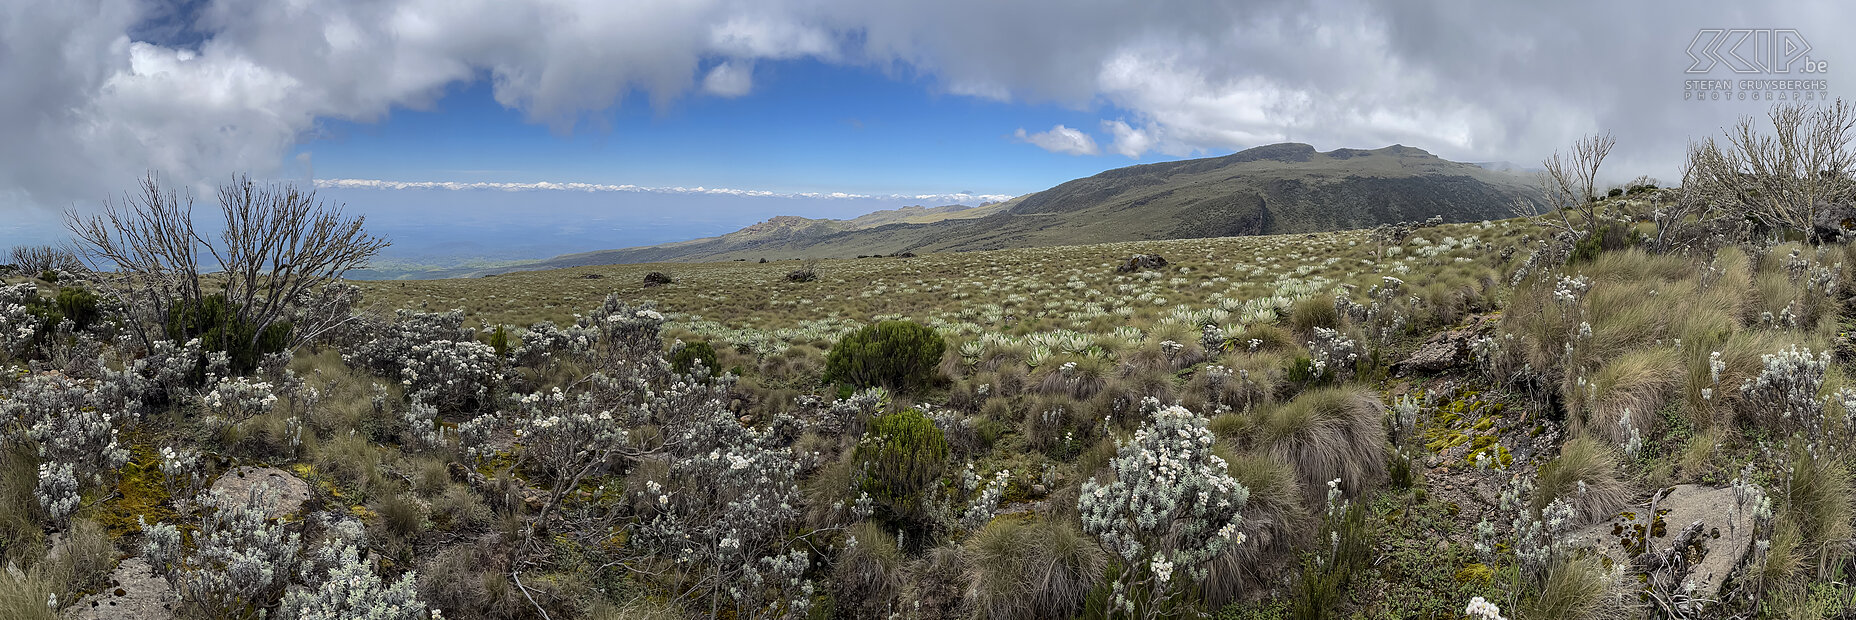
315,178,1013,204
1,0,1846,220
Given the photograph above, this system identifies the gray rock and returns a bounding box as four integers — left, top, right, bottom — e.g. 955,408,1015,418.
65,558,175,620
1569,484,1757,606
208,466,311,518
1115,254,1169,273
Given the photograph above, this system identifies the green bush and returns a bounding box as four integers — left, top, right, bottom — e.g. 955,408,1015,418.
54,287,100,331
855,409,949,543
670,340,719,376
165,293,292,375
824,320,946,392
1567,221,1645,265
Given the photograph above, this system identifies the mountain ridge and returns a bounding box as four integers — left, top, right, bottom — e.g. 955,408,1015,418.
417,143,1541,278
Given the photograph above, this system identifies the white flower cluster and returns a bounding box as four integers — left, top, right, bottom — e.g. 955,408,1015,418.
1475,474,1581,587
36,460,79,523
1741,345,1835,439
1553,274,1593,305
399,395,443,451
278,543,431,620
0,282,44,363
1078,401,1248,615
200,374,279,425
959,469,1011,531
1464,596,1507,620
160,445,205,505
1305,327,1360,383
142,484,303,616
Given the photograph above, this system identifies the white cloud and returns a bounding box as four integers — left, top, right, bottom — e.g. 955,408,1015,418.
0,0,1843,219
1014,125,1100,156
702,60,754,97
315,177,1015,203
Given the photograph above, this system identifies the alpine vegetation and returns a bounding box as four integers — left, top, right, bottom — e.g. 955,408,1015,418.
9,98,1856,619
1079,400,1248,618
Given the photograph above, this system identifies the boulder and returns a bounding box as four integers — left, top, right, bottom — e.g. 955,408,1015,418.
208,466,311,518
65,558,176,620
1396,315,1496,373
1115,254,1169,273
1570,484,1758,606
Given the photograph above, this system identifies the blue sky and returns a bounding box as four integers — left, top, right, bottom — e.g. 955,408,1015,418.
1,1,1847,268
295,60,1176,198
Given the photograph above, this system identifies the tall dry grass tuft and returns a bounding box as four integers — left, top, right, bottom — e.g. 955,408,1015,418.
1033,355,1113,400
1532,436,1635,526
1520,557,1626,620
1577,347,1681,446
1247,386,1388,503
833,521,905,620
1200,450,1309,608
963,518,1106,620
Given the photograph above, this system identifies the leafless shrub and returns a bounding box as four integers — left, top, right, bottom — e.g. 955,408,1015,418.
6,244,81,274
66,173,389,349
1688,99,1856,243
1512,133,1616,241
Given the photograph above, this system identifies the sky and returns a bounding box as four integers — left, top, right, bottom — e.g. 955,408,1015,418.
1,0,1849,266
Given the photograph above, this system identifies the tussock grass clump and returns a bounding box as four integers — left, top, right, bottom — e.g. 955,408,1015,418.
1202,450,1309,608
1247,386,1388,502
901,544,972,618
1520,557,1625,620
833,522,905,619
1287,296,1340,337
1532,436,1635,526
1578,347,1681,445
1032,355,1112,400
963,518,1106,620
1780,445,1855,574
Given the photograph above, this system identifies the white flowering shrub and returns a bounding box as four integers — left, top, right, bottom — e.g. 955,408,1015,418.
201,374,279,426
1740,345,1835,437
141,484,304,618
160,445,206,505
959,469,1011,531
94,337,206,412
344,309,502,412
578,295,666,364
400,394,442,451
510,320,598,370
1303,327,1359,383
0,283,45,363
397,338,502,413
629,404,814,618
280,526,432,620
1078,401,1248,618
511,386,631,520
4,371,128,525
36,460,79,524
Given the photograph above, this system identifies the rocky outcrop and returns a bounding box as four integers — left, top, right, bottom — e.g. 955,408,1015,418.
1397,315,1497,373
1570,484,1759,607
1115,254,1169,273
208,466,311,518
65,558,176,620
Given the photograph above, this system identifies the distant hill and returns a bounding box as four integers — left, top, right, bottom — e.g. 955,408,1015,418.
447,143,1542,276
